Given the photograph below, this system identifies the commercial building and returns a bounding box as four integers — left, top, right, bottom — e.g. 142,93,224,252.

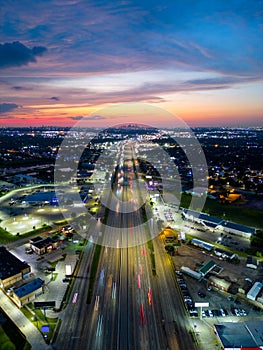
214,247,236,260
12,174,42,185
0,180,16,191
191,238,214,251
0,247,31,289
60,225,74,237
182,209,223,229
182,209,256,238
198,260,217,277
12,278,44,308
30,236,58,255
208,276,231,292
247,282,263,301
215,321,263,349
218,221,256,238
22,191,58,205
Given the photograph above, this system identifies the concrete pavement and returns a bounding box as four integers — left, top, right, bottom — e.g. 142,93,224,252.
0,290,50,350
36,253,78,314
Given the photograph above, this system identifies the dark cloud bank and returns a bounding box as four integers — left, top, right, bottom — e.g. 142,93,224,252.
0,41,47,69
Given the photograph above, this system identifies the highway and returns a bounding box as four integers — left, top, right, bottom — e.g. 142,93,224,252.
55,140,196,350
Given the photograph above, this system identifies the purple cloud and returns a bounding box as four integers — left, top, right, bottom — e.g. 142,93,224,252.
69,116,83,120
0,103,19,113
86,115,107,120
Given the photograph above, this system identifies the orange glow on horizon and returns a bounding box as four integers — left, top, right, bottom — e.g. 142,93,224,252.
1,97,262,128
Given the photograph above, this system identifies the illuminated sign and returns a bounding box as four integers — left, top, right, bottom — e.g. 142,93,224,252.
41,325,50,333
66,265,72,276
195,302,209,307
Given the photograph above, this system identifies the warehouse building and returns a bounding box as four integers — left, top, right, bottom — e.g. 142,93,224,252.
182,209,256,238
191,238,214,251
218,221,256,239
182,209,223,229
0,247,31,289
215,321,263,349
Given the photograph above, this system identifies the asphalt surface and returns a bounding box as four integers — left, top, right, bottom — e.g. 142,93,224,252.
54,141,196,350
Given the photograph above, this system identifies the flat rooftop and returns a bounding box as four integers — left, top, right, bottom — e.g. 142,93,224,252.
215,322,262,348
0,246,30,281
14,278,44,298
23,191,57,203
31,237,56,249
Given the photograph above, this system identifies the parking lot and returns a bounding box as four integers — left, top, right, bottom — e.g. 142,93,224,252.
171,244,263,324
0,184,99,236
178,271,261,317
9,236,81,311
180,217,251,252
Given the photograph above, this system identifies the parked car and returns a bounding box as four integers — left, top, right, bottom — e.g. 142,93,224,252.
177,278,184,283
205,310,213,317
179,284,187,290
245,278,253,283
212,309,220,317
240,309,247,316
234,309,240,316
183,296,192,302
223,309,229,316
198,291,206,298
189,309,198,317
220,309,226,317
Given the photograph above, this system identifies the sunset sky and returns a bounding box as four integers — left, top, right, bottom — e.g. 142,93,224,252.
0,0,262,128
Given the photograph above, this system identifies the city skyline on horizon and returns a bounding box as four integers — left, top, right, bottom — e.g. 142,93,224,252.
0,119,263,129
0,0,262,128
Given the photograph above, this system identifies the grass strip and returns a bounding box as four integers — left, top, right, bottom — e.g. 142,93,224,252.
0,225,52,244
86,244,102,304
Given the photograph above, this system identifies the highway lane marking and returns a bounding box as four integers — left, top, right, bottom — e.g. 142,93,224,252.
95,295,100,311
112,281,117,299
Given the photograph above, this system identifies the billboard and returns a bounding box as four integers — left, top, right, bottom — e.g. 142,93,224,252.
194,302,209,307
34,301,55,309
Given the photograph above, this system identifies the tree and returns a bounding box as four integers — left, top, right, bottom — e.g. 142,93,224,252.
251,235,263,249
165,245,175,255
